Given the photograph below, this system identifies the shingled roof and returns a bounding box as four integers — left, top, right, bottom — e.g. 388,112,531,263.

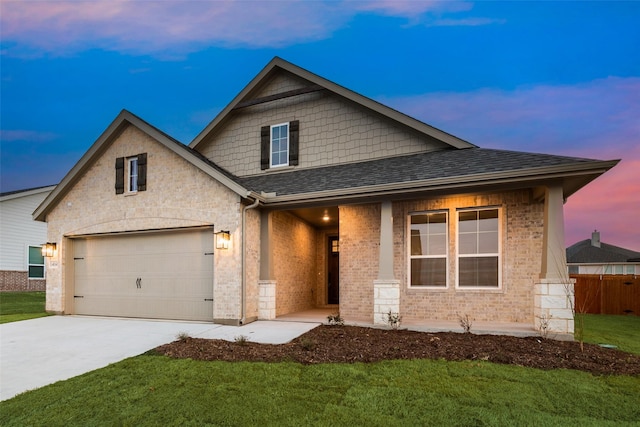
238,148,615,204
567,238,640,264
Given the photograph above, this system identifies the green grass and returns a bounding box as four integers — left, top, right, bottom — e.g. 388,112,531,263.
0,292,50,324
1,357,638,426
580,314,640,355
1,305,639,425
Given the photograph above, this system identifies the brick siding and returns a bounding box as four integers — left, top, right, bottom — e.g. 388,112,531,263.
339,190,544,325
0,270,45,291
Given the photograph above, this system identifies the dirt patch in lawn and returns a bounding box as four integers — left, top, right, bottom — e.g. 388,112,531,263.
155,325,640,376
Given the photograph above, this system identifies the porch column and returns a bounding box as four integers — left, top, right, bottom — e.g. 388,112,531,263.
535,184,574,336
258,210,277,320
374,201,400,325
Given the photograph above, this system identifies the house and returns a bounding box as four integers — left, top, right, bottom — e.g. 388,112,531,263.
567,230,640,275
33,58,619,336
1,185,56,291
567,231,639,315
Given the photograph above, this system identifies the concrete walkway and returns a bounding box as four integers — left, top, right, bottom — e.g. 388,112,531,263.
0,315,320,401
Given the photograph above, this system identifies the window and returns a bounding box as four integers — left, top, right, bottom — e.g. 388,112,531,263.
260,120,299,170
457,208,500,288
409,211,448,287
115,153,147,194
270,123,289,167
128,157,138,192
28,246,45,279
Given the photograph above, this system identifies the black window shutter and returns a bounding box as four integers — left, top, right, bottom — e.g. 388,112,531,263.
115,157,125,194
289,120,299,166
260,126,270,170
137,153,147,191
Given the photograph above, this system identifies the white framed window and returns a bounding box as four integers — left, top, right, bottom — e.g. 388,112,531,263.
409,211,448,288
127,157,138,192
456,207,501,289
28,246,45,279
270,123,289,168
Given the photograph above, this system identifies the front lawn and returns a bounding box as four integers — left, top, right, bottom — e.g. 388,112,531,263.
1,356,638,426
0,292,49,324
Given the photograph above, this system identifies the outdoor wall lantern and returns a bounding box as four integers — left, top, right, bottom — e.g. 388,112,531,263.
215,231,230,250
41,242,57,257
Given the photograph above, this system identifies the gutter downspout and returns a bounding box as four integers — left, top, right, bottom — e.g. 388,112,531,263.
240,195,260,325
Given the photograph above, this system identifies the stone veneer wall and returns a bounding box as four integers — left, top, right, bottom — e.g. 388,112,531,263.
0,271,45,291
338,190,544,325
272,211,317,316
196,74,447,177
44,125,243,320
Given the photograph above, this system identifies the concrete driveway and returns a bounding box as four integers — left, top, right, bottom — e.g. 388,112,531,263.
0,315,320,401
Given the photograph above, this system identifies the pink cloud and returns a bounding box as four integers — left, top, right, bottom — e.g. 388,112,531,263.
351,0,472,16
0,0,492,56
384,77,640,251
0,1,345,55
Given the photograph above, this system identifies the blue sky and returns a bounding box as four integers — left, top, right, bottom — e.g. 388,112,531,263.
1,1,638,250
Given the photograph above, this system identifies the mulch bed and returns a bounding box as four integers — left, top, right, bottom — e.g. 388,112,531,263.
154,325,640,376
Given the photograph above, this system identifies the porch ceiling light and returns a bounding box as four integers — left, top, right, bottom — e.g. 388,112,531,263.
42,242,57,257
215,231,230,250
322,210,330,222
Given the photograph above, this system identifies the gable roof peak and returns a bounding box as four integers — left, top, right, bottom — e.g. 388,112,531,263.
190,57,475,151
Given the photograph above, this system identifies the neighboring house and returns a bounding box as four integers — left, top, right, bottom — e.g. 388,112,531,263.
567,231,640,275
33,58,618,336
567,231,640,316
1,185,56,291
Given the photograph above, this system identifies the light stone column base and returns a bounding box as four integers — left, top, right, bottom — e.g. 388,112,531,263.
258,280,277,320
373,279,400,325
535,278,575,337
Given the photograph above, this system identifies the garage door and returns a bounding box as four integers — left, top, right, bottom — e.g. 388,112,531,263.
73,228,214,321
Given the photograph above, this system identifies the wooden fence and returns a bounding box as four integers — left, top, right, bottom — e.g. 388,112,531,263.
571,274,640,316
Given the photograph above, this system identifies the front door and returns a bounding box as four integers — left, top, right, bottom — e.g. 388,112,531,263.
328,236,339,304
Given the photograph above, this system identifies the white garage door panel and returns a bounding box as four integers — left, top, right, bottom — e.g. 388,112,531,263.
74,229,214,321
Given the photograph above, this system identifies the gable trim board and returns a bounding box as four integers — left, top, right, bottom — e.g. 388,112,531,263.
35,58,619,334
33,110,250,223
190,57,476,152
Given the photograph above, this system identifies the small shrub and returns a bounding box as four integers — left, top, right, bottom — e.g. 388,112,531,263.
234,335,249,346
299,337,317,351
385,310,402,330
537,314,553,339
176,331,190,341
458,313,473,333
327,313,344,326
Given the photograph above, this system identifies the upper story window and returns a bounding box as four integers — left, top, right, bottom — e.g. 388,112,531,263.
115,153,147,194
270,123,289,168
28,246,45,279
128,157,138,192
261,120,299,170
457,207,501,288
409,211,448,288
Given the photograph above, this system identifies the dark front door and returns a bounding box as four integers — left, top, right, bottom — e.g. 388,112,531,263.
328,236,339,304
